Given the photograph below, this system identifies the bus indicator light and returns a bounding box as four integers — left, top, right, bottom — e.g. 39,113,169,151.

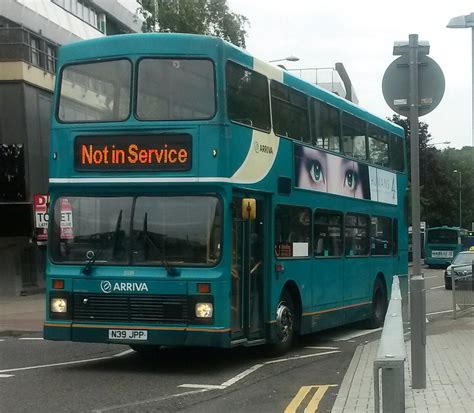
197,283,211,293
53,279,64,289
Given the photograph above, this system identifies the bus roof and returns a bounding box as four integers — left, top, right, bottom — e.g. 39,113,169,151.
58,33,404,137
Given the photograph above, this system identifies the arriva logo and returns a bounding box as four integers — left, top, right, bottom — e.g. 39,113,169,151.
100,281,149,293
100,280,112,293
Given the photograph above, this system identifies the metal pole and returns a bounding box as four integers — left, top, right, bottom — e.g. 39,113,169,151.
408,33,426,389
459,172,462,228
409,34,421,278
472,27,474,149
410,276,426,388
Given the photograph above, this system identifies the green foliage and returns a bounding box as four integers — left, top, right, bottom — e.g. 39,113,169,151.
137,0,249,48
389,114,473,230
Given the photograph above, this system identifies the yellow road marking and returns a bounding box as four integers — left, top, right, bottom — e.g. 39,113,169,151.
284,386,313,413
284,384,338,413
304,385,338,413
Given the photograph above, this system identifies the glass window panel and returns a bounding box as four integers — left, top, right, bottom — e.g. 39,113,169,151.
58,59,131,122
137,59,215,121
368,124,390,167
342,112,366,160
133,196,222,265
314,209,343,257
271,81,309,141
274,205,311,258
50,196,222,266
311,99,341,152
345,213,369,256
50,197,133,264
371,216,392,255
390,134,405,172
226,61,270,131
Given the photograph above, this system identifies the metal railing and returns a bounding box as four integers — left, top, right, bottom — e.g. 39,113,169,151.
451,263,474,319
0,26,58,74
373,275,406,413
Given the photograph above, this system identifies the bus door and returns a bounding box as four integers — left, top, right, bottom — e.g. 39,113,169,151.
231,195,265,342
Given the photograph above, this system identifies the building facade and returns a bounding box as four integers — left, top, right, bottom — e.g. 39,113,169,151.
0,0,142,295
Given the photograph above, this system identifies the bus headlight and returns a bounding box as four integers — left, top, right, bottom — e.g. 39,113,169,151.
195,303,213,318
51,298,68,313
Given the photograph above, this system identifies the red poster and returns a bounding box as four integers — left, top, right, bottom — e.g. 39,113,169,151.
60,198,74,240
33,194,49,241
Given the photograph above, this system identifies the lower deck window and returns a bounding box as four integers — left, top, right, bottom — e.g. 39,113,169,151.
274,205,311,258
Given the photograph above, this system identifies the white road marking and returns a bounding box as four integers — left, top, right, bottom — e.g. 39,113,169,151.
92,388,211,412
330,328,382,341
429,285,445,290
0,350,132,374
0,374,14,378
179,350,341,390
19,337,44,340
426,309,454,316
304,346,339,350
0,339,4,342
178,384,226,390
220,363,263,387
264,350,341,365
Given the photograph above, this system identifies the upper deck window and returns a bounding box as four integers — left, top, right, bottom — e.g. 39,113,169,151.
58,59,131,122
310,99,341,152
137,59,215,121
271,81,309,141
226,61,271,132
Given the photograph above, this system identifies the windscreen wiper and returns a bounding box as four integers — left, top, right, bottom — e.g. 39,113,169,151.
82,210,123,275
142,213,179,276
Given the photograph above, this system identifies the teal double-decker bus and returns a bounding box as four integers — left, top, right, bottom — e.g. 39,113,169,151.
425,226,474,267
44,33,408,354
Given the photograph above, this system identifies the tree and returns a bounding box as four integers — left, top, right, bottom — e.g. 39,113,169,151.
389,114,473,229
137,0,249,48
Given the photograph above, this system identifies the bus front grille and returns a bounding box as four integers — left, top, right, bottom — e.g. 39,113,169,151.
72,293,189,323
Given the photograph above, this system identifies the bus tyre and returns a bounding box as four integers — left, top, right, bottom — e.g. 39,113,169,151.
368,279,387,329
268,291,295,356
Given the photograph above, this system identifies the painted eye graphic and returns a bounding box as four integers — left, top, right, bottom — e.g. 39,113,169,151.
309,161,324,183
345,170,358,190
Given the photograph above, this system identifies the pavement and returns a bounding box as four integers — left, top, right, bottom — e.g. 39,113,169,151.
1,294,473,412
0,294,44,335
333,312,474,412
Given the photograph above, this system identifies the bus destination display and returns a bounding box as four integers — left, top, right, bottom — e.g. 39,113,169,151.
75,134,192,171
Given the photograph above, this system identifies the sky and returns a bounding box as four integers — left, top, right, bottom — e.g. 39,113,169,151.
227,0,473,149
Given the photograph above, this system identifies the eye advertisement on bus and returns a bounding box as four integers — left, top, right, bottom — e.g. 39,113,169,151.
294,145,397,205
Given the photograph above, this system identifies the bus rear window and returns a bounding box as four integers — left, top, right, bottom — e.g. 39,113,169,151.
58,60,131,122
427,229,458,245
136,59,215,120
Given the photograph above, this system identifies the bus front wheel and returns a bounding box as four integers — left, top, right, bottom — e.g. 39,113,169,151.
268,291,295,356
368,279,387,329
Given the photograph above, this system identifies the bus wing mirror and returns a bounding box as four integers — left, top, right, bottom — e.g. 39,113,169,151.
242,198,256,221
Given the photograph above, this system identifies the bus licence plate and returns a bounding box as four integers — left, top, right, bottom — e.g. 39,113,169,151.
108,329,148,341
432,250,453,258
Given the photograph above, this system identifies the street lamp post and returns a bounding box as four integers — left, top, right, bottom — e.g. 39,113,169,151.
430,141,451,145
453,169,462,227
447,13,474,147
268,55,300,63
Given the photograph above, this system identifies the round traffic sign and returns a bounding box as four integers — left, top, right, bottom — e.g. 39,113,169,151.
382,54,445,117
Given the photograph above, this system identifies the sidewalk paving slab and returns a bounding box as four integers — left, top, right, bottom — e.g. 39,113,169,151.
332,314,474,412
